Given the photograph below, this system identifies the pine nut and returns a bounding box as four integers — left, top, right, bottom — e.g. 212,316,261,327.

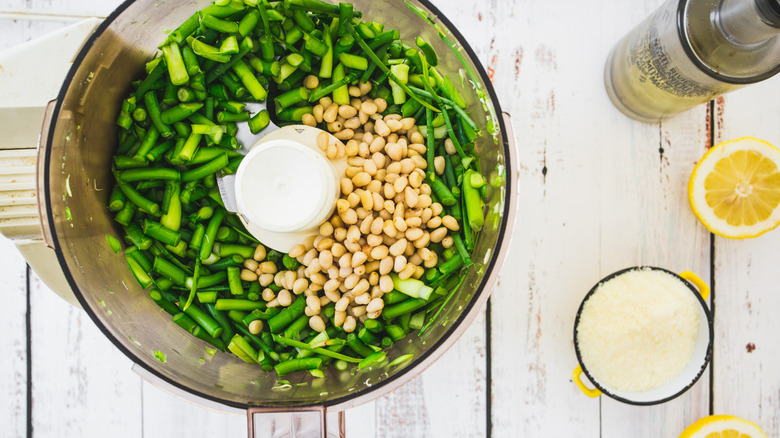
374,98,387,113
343,315,357,333
309,315,326,332
346,140,359,157
347,192,360,208
409,170,423,188
301,113,316,126
354,293,371,305
338,105,357,119
431,202,443,216
444,137,456,155
406,216,422,228
352,251,368,267
276,289,292,307
323,103,339,123
259,273,274,287
411,154,427,170
400,158,415,174
442,215,460,231
441,236,454,249
289,244,306,258
262,288,276,302
359,190,374,210
386,118,402,132
243,258,259,271
352,172,371,187
293,278,309,295
311,272,328,285
254,245,267,261
315,237,335,251
342,208,358,225
352,279,370,296
379,275,394,293
418,194,432,208
404,186,419,208
249,320,264,335
393,216,408,232
379,256,394,275
367,297,385,313
241,269,258,282
303,248,318,266
389,238,407,256
430,227,447,243
359,81,372,95
335,296,350,312
334,310,347,327
259,261,277,274
325,288,341,303
344,117,361,130
369,245,388,259
405,227,424,241
394,255,407,273
424,253,438,268
374,119,390,137
338,252,353,268
332,242,347,257
346,225,360,242
344,273,360,289
398,263,416,280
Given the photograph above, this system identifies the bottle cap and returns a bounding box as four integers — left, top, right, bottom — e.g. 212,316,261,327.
756,0,780,28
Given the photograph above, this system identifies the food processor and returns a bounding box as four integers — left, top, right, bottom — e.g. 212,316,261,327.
0,0,517,436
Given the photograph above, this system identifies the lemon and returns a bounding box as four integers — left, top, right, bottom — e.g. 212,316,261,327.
679,415,768,438
688,137,780,239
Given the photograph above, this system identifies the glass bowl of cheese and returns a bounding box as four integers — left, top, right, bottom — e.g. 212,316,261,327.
571,266,713,405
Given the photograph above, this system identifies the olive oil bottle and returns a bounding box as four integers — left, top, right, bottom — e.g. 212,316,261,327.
605,0,780,122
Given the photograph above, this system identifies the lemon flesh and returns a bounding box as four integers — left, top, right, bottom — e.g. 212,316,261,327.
679,415,768,438
689,137,780,238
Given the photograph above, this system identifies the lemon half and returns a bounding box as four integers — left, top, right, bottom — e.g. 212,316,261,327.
688,137,780,239
679,414,768,438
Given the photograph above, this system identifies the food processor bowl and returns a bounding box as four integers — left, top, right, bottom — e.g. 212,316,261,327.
37,0,517,426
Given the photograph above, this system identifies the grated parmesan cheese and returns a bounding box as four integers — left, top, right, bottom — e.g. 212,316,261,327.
576,268,699,392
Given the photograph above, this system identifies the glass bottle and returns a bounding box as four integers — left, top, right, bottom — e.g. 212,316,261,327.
605,0,780,122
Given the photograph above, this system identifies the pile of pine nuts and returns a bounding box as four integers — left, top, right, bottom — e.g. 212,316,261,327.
242,78,458,335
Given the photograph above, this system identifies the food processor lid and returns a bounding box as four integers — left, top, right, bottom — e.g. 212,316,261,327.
42,0,515,411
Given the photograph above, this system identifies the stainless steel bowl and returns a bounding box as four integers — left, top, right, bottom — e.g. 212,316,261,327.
39,0,517,425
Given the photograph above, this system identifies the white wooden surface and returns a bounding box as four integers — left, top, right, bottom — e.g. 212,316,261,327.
1,0,780,437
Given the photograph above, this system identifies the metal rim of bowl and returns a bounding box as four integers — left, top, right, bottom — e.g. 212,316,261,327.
42,0,514,411
572,266,714,406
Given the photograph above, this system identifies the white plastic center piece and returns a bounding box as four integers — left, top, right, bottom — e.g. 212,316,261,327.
235,139,336,233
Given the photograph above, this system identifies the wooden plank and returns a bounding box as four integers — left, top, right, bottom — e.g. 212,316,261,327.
488,0,711,435
141,381,246,438
598,106,712,437
29,271,143,438
0,239,29,438
712,79,780,436
486,0,603,434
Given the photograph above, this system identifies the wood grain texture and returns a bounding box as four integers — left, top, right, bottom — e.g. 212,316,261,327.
487,0,604,434
488,0,711,435
712,78,780,436
0,239,29,438
4,0,780,437
598,106,712,438
141,381,246,438
29,271,143,437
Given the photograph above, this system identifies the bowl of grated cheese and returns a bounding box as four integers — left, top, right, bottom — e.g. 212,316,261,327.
571,266,713,405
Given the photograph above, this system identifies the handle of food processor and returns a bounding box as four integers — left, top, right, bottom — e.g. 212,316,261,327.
132,364,344,437
0,18,103,308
